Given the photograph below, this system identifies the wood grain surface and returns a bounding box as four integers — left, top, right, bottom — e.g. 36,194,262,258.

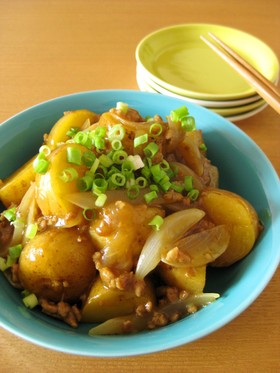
0,1,279,372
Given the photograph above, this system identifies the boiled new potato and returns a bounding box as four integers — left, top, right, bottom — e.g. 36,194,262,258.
158,264,206,294
46,109,99,150
0,156,36,208
35,143,89,227
18,227,96,302
199,188,260,266
81,277,155,323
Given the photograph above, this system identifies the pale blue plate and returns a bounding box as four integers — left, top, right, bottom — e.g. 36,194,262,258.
0,90,279,357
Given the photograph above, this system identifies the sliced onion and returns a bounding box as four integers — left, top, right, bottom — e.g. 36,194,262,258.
135,208,205,280
89,292,219,335
162,225,230,268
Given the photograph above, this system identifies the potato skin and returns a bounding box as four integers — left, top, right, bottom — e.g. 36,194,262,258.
81,277,155,323
158,263,206,294
18,228,96,302
199,188,260,267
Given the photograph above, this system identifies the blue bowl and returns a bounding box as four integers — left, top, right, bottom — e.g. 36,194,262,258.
0,90,279,356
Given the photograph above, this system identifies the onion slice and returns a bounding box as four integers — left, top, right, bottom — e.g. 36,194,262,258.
162,225,230,268
135,208,205,280
89,292,219,335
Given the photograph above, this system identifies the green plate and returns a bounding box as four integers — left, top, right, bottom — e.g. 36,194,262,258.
136,24,279,100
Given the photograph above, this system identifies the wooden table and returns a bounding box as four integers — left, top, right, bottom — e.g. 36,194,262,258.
0,1,279,372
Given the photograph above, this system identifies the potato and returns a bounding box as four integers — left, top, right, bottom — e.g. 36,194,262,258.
36,143,89,227
46,109,99,150
158,263,206,294
18,227,96,302
81,277,155,323
199,188,260,266
0,156,36,208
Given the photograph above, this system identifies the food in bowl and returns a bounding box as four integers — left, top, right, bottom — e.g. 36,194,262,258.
0,101,261,335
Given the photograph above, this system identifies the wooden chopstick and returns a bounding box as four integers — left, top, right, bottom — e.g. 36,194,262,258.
200,33,280,115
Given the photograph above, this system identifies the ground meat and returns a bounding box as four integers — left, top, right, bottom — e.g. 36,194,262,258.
40,299,81,328
0,215,14,256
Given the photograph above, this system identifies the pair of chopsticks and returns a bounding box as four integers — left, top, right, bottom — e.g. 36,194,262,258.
200,32,280,115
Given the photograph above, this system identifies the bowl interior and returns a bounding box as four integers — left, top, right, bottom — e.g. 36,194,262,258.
0,90,279,357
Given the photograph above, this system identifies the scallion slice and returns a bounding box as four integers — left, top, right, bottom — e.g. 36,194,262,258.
77,175,93,191
148,215,164,231
60,167,79,183
144,190,158,204
143,142,159,158
149,123,163,137
134,134,148,148
3,207,17,222
25,223,38,240
67,147,82,165
22,293,38,309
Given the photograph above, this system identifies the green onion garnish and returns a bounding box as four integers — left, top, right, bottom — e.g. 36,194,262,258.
3,207,17,222
110,173,126,187
170,105,189,122
95,193,107,207
134,133,148,148
148,215,164,231
33,156,50,174
8,244,22,260
116,101,128,113
136,176,148,188
38,145,51,156
184,175,193,191
181,116,196,131
22,293,38,309
112,150,128,164
67,147,82,165
25,223,38,240
143,142,159,158
187,189,200,201
127,185,140,200
149,123,163,137
99,154,114,168
82,151,96,167
92,178,108,193
82,208,96,221
108,124,126,141
60,167,79,183
0,257,8,272
144,190,158,204
199,143,207,152
77,175,93,191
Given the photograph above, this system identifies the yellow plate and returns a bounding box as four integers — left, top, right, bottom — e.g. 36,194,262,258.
136,24,279,100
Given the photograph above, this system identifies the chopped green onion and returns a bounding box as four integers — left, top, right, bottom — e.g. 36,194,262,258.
121,160,134,173
90,158,100,174
77,175,93,191
170,182,184,193
74,131,91,148
141,165,151,179
134,133,148,148
3,207,16,222
92,178,108,193
93,126,106,138
108,124,126,141
95,193,107,207
25,223,38,240
136,176,148,189
0,257,8,272
199,143,207,152
33,156,50,174
160,180,172,192
66,127,80,138
150,164,168,183
184,175,193,191
8,244,22,260
39,145,51,156
82,208,96,221
143,142,159,158
149,123,163,137
116,101,128,113
110,173,126,187
67,147,82,165
127,185,140,200
112,150,128,164
170,106,189,122
149,184,159,192
126,155,145,170
160,159,170,171
22,293,38,309
60,167,79,183
187,189,200,201
148,215,164,231
111,139,123,150
94,136,105,150
144,190,158,204
181,116,196,131
99,154,113,168
82,151,96,167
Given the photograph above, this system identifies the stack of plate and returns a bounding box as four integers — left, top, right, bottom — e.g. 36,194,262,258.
135,24,279,121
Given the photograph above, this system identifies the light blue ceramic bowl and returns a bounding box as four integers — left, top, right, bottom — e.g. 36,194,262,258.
0,90,279,357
